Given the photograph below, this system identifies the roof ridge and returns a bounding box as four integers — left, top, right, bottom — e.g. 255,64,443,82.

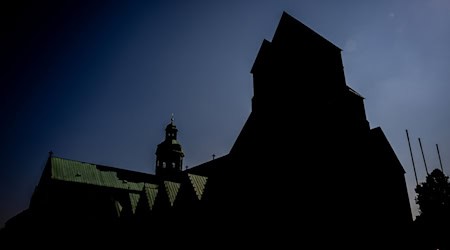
50,155,154,176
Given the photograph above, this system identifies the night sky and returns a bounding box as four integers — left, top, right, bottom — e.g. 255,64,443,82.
2,0,450,227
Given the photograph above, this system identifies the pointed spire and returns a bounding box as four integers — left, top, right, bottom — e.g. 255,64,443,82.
171,113,174,124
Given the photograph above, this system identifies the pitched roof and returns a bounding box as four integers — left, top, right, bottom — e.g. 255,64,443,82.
164,181,180,206
186,154,230,176
143,183,159,211
188,173,208,200
50,157,155,191
273,12,341,51
251,12,341,74
129,193,141,214
46,156,210,212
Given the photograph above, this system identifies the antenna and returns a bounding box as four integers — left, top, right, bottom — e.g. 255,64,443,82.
406,130,418,186
436,144,444,173
418,138,429,175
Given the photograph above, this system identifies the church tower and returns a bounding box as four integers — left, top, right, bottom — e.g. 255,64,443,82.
155,115,184,177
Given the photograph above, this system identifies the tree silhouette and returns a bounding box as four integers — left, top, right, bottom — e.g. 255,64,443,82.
416,169,450,219
415,168,450,249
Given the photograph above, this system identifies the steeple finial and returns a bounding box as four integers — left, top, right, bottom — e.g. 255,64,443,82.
171,113,174,124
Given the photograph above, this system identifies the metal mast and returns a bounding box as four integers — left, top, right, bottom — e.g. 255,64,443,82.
406,130,419,185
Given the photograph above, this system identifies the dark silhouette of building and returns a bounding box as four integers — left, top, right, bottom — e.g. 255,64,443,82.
1,12,414,248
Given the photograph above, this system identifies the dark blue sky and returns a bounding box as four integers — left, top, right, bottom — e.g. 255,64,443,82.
2,0,450,227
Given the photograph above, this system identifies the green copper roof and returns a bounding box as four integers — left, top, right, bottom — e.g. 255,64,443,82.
188,174,208,200
164,181,180,206
50,157,146,191
144,183,159,211
129,193,141,214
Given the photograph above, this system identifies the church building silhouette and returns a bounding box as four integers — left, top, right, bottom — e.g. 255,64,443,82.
1,12,413,248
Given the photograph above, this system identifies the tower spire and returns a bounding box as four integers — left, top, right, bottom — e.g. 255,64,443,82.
155,116,184,177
